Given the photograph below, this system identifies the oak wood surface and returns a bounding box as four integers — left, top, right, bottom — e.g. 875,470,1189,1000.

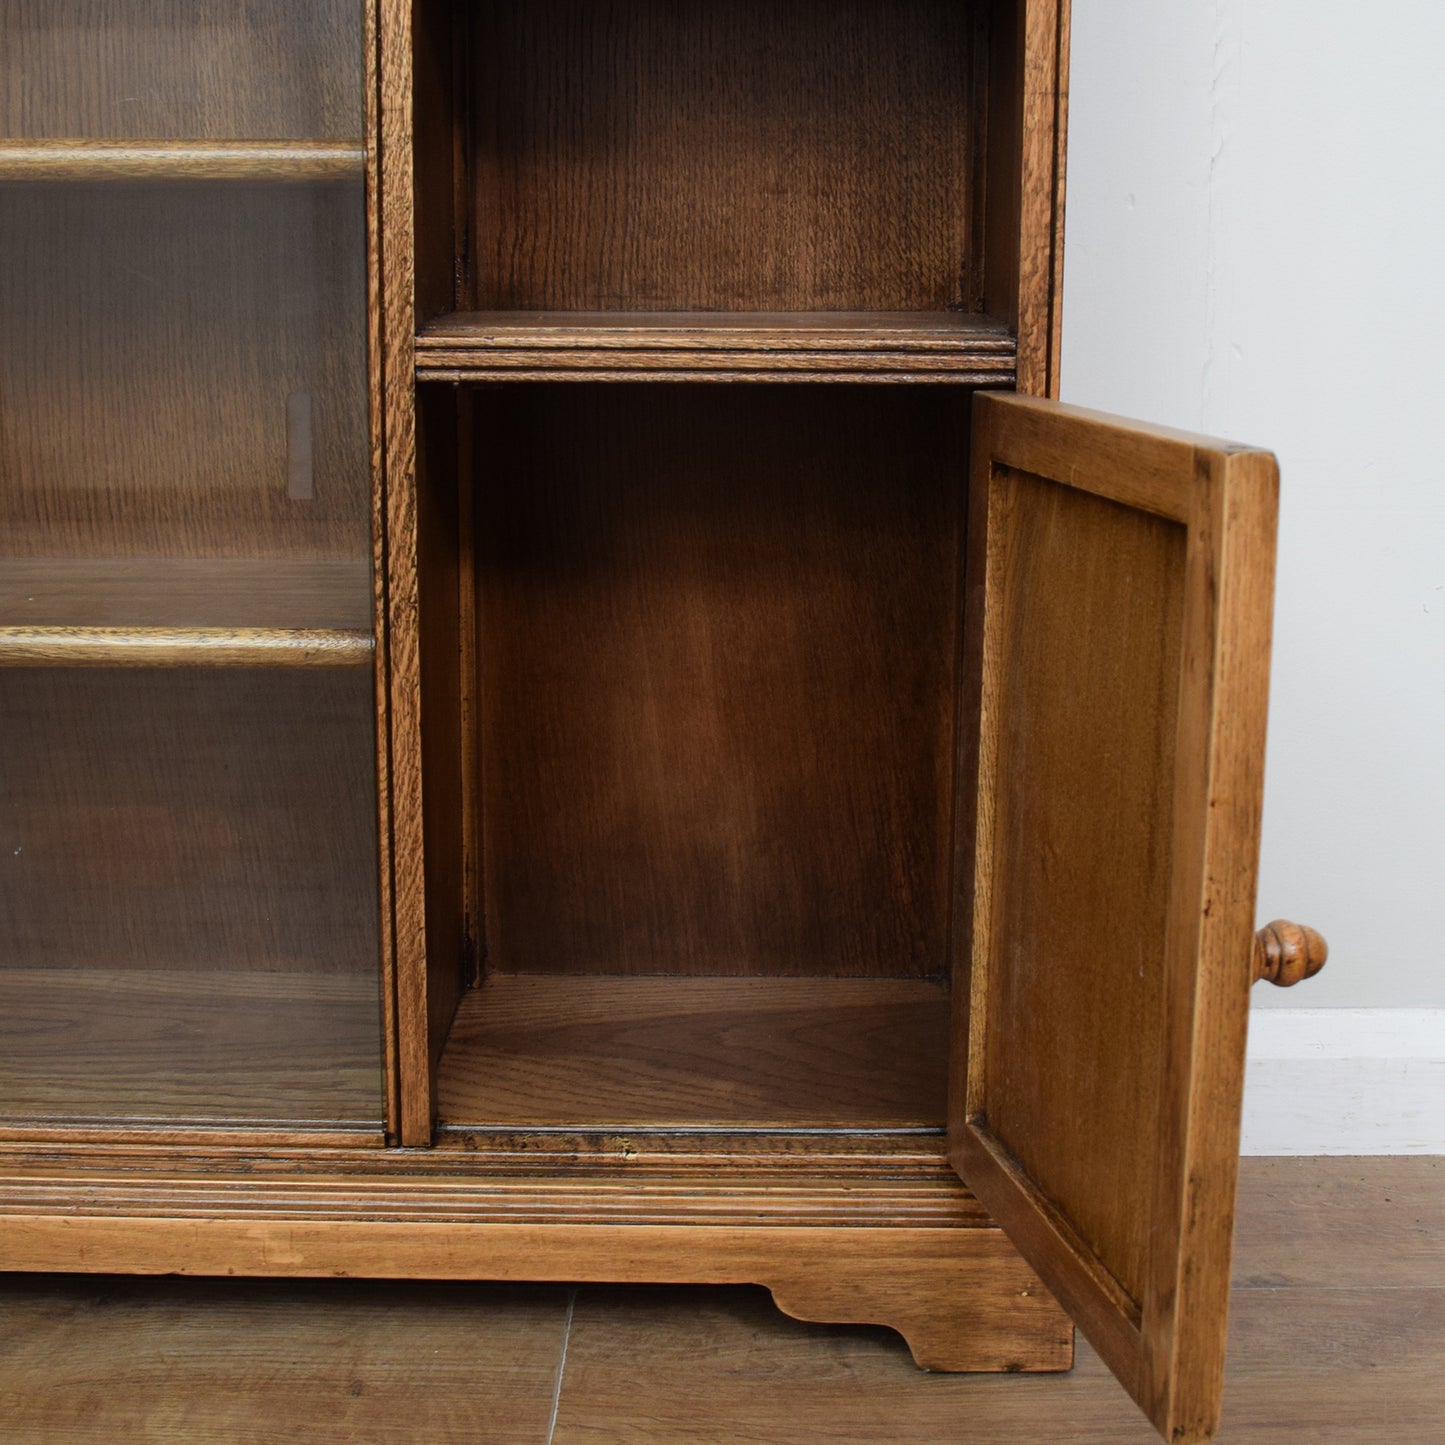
1013,0,1070,396
434,975,950,1131
364,0,401,1145
0,1213,1068,1380
414,389,469,1117
0,139,364,182
0,668,380,977
950,394,1280,1443
0,1138,985,1230
461,0,986,313
472,384,965,980
0,969,383,1128
379,0,434,1145
0,627,373,669
0,183,370,559
1252,919,1329,987
0,0,363,140
415,311,1018,383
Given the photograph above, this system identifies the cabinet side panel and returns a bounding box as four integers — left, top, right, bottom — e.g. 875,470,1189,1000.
416,390,467,1070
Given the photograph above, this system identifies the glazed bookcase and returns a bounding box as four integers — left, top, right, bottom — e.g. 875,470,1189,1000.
0,4,1325,1441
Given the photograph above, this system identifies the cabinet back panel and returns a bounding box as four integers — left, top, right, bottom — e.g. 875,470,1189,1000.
464,0,985,312
473,385,965,979
0,0,364,140
0,183,369,558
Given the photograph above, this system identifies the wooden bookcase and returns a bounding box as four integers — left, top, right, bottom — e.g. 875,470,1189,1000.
0,4,1326,1440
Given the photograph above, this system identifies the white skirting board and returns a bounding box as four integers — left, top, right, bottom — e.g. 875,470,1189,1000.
1241,1009,1445,1155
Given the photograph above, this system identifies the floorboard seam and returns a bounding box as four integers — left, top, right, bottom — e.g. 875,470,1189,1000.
545,1287,577,1445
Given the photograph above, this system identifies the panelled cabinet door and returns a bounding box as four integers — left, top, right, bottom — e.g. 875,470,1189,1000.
950,393,1279,1444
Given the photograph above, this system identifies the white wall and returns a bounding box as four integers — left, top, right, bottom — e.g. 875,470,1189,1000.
1062,0,1445,1013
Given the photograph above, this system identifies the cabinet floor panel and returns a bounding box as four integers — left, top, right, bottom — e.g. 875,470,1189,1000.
0,969,383,1129
435,975,950,1133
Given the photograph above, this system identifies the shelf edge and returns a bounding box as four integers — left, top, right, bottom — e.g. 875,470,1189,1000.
0,627,375,668
0,140,365,183
414,318,1018,383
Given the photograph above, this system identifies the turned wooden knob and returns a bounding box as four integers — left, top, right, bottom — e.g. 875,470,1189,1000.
1252,920,1328,986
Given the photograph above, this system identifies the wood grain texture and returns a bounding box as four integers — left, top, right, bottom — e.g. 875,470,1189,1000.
0,969,383,1128
0,1137,986,1230
473,384,966,980
0,626,372,668
415,389,469,1097
978,0,1068,398
415,312,1018,383
0,558,372,630
434,975,950,1131
1016,0,1070,397
950,393,1280,1443
969,464,1188,1314
767,1240,1072,1373
0,1277,570,1445
0,182,370,559
462,0,986,313
365,0,402,1146
379,0,434,1145
0,1213,1067,1379
411,0,464,325
0,140,363,181
0,668,380,976
0,0,364,140
1251,919,1328,986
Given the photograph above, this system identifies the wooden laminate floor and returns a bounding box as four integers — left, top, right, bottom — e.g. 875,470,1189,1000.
0,1158,1438,1443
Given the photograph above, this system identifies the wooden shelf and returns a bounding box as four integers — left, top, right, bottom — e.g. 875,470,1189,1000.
0,140,364,183
0,969,383,1129
414,312,1017,384
0,558,373,667
0,627,372,668
435,975,950,1133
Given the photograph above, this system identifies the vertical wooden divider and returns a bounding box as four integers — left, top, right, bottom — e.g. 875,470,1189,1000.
366,0,402,1144
1013,0,1069,399
378,0,434,1145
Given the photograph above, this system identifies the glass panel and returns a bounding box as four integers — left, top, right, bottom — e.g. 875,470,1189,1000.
0,1,363,141
0,670,382,1126
0,180,370,626
0,3,381,1129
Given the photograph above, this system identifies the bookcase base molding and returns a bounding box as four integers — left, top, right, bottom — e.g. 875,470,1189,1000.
0,1142,1070,1374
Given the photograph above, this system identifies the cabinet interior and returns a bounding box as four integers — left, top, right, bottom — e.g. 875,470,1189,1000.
412,0,1026,374
408,0,1025,1135
417,384,973,1132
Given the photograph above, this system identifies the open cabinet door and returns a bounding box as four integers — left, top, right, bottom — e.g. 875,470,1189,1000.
951,393,1278,1443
